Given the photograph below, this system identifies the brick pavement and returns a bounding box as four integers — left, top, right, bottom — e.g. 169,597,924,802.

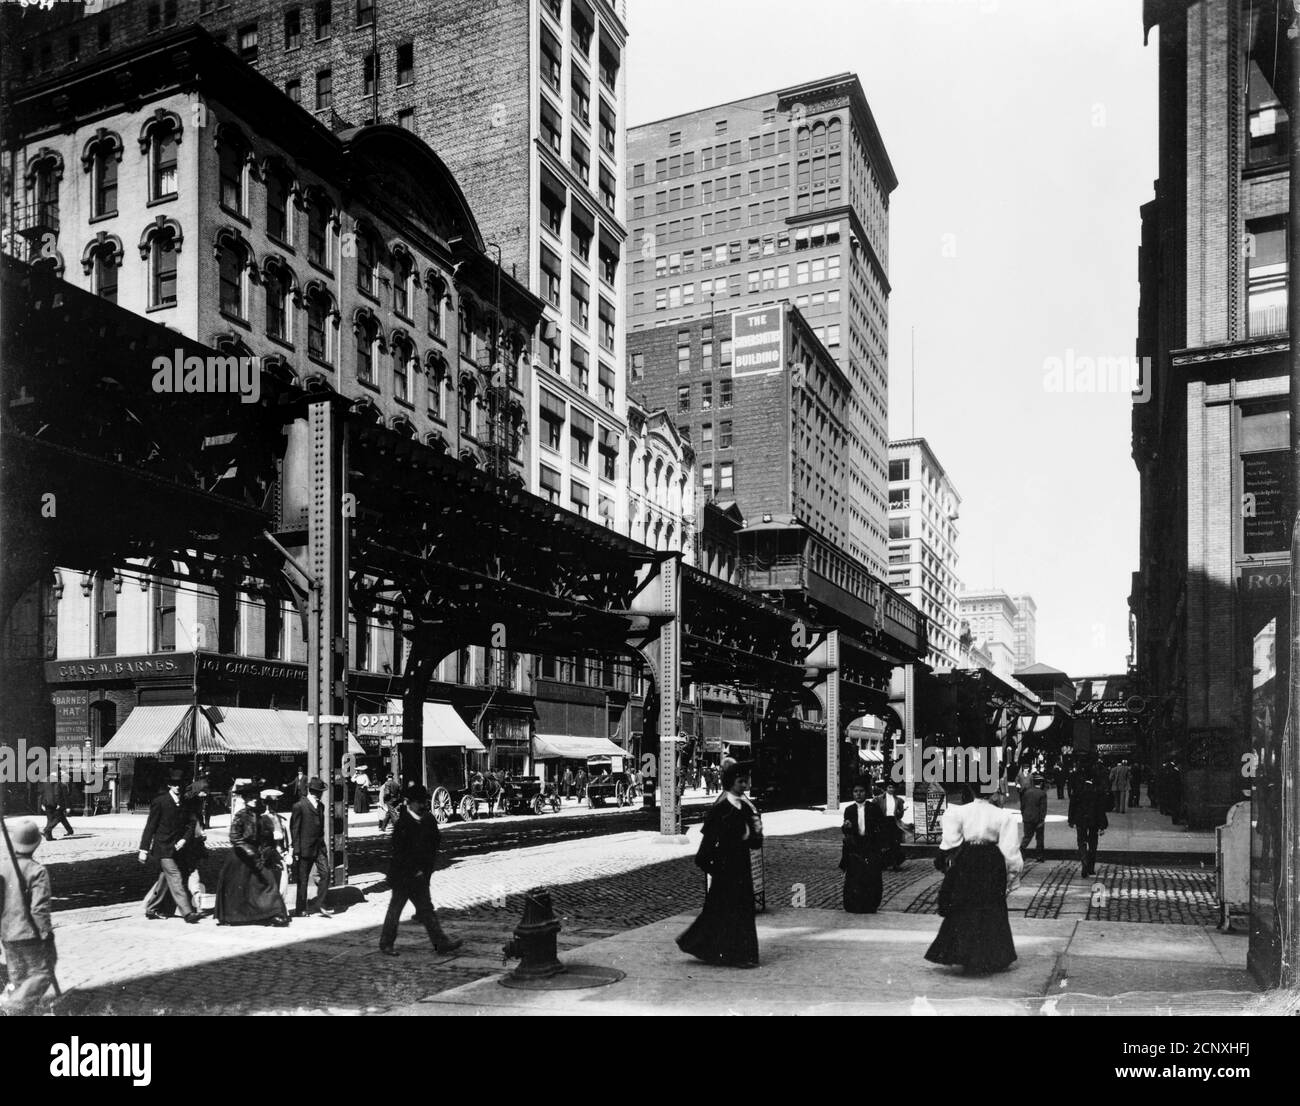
16,811,1222,1015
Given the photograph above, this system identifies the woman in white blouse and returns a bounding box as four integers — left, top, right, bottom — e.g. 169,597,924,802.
924,784,1022,974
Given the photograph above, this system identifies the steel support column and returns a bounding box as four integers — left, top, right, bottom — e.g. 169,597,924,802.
304,394,349,888
807,629,841,812
902,663,918,805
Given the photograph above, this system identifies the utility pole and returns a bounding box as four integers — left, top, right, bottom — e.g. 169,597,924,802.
1284,1,1300,989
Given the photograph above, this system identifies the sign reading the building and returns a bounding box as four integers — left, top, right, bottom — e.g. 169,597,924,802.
1242,450,1291,554
731,307,784,378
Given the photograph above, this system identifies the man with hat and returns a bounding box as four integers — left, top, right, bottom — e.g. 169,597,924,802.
289,776,333,917
1,819,58,1013
138,769,199,923
378,784,461,956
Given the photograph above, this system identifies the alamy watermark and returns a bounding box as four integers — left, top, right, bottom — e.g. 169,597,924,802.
0,741,107,792
152,349,261,405
1043,350,1151,404
889,745,1002,788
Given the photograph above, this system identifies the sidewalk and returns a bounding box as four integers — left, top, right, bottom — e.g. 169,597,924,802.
393,908,1262,1017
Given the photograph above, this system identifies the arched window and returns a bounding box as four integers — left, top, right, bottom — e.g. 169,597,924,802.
139,217,183,308
458,298,475,360
263,257,294,342
391,331,413,403
355,222,380,296
827,117,842,146
426,271,447,339
138,110,182,202
811,120,826,148
215,228,256,319
426,351,448,418
797,125,810,154
264,159,293,243
391,243,414,317
81,129,122,219
304,280,337,363
306,189,334,269
152,578,177,651
354,308,382,384
82,233,124,303
217,124,251,216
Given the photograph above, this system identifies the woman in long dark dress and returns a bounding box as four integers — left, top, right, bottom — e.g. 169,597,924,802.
215,784,290,927
840,778,885,913
676,761,762,968
925,785,1022,974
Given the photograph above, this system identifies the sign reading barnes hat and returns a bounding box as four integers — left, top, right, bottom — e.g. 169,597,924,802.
731,306,784,379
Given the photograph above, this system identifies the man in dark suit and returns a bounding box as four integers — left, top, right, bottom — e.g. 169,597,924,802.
290,777,334,917
874,781,906,871
1067,763,1109,878
1019,775,1049,861
138,769,199,922
40,775,74,841
378,784,462,956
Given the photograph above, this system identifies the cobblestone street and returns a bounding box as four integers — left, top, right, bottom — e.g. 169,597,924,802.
19,808,1222,1017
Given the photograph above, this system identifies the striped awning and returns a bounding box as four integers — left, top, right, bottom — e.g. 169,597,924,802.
103,705,363,757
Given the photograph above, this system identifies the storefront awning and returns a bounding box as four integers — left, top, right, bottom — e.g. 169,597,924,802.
533,734,625,760
422,703,487,752
858,748,883,764
103,705,365,757
101,705,192,756
1018,714,1056,734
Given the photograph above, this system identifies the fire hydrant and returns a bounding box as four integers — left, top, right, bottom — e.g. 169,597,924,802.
502,888,564,979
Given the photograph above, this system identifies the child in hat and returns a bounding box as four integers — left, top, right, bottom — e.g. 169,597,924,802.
1,820,57,1014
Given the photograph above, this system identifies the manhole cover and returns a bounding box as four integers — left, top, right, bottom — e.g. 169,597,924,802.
499,965,625,990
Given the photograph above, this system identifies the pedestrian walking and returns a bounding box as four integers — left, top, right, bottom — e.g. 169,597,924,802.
875,780,906,871
138,769,200,923
1068,763,1109,878
1053,764,1066,801
40,775,74,841
214,784,290,927
676,759,762,968
1019,775,1048,861
378,773,401,832
287,769,309,805
290,777,334,918
178,778,211,910
924,784,1022,975
1113,760,1131,813
378,784,462,956
561,766,575,801
0,820,58,1015
841,778,885,913
1128,763,1142,809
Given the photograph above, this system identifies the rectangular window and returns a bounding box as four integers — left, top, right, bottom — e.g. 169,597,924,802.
599,362,615,409
539,465,562,505
701,381,712,410
540,390,565,451
540,98,562,154
719,460,734,492
397,108,414,131
630,352,645,381
357,0,375,27
284,8,301,49
571,343,590,390
720,379,733,407
1248,218,1288,337
572,274,590,331
93,153,117,218
95,579,117,656
315,0,332,39
153,583,177,652
363,52,377,97
396,41,414,86
678,384,690,413
286,78,301,105
316,68,333,110
570,480,590,518
152,238,177,307
238,23,259,62
677,330,691,372
152,131,177,199
1248,59,1290,166
719,420,732,449
573,68,591,126
701,423,713,450
541,246,562,308
541,26,562,93
598,299,615,352
571,410,594,467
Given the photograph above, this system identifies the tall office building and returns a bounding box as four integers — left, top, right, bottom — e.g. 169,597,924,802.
887,439,962,670
958,589,1020,681
1010,593,1037,670
627,73,896,577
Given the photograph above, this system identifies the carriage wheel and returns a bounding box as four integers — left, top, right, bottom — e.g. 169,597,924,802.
548,792,561,813
531,795,544,815
615,781,627,807
459,795,477,821
431,787,453,824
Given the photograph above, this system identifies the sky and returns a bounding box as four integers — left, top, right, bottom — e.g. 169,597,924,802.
626,0,1158,677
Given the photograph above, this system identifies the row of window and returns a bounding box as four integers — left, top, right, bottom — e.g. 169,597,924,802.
633,117,843,187
633,223,842,284
676,380,733,413
539,0,620,90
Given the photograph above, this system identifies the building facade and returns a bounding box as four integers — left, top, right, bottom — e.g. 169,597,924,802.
887,438,963,670
1011,593,1038,670
958,589,1021,681
629,301,852,546
625,400,696,559
1132,0,1288,839
627,73,896,577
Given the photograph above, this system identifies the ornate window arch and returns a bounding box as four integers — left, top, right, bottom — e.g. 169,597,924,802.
214,226,258,320
304,186,338,269
353,305,385,385
261,155,297,243
390,413,417,439
140,216,183,308
262,254,299,343
390,327,416,403
81,128,123,219
82,232,124,302
390,241,415,317
303,279,340,364
31,249,65,278
138,109,183,201
24,147,64,191
353,218,382,297
215,121,256,216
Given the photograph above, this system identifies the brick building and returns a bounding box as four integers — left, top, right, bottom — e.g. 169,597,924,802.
629,302,851,546
627,73,895,578
887,438,963,670
1131,0,1290,839
625,400,696,559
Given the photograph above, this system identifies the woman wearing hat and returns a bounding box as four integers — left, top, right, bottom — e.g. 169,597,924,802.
676,759,762,968
214,783,290,927
924,783,1022,975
